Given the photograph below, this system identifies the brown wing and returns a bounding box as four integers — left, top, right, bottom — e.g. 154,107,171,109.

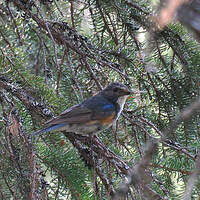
45,104,93,125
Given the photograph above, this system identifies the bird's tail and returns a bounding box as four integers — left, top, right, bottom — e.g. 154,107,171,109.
32,124,66,136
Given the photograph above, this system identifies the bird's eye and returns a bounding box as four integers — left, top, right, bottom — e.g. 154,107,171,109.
113,88,118,92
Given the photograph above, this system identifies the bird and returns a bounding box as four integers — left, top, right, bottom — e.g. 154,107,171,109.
33,82,137,136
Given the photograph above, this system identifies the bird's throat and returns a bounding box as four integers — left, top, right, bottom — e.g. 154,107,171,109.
115,95,128,120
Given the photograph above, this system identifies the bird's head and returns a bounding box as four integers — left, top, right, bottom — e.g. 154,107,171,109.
101,82,136,102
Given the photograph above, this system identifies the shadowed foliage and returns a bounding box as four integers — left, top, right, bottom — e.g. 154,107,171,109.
0,0,200,199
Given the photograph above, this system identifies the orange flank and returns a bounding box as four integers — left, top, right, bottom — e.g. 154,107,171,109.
99,113,115,125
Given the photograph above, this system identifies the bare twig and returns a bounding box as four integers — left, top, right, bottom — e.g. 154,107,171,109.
162,97,200,138
182,152,200,200
112,140,162,200
70,1,75,29
6,3,22,44
156,0,189,29
55,50,66,95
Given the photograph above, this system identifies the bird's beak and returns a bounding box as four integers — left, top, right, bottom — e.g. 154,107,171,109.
123,89,135,95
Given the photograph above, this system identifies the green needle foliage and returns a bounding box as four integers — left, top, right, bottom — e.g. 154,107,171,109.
0,0,200,199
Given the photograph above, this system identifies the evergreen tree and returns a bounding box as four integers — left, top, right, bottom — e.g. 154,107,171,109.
0,0,200,199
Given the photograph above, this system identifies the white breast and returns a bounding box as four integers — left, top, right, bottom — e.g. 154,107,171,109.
116,95,128,120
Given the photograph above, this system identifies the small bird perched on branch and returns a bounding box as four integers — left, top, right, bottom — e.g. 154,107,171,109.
33,82,138,136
